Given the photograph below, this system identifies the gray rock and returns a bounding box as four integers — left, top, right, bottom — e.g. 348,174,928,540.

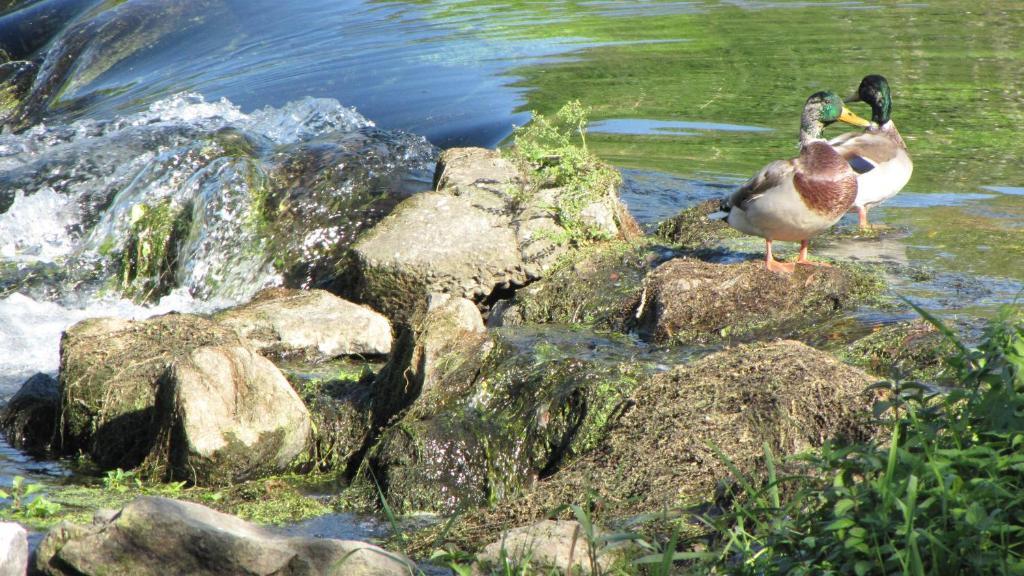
57,314,244,470
371,294,487,428
0,372,58,453
154,345,312,486
216,288,393,360
0,522,27,576
35,496,414,576
475,520,625,575
345,147,635,324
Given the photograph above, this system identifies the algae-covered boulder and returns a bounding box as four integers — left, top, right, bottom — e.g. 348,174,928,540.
301,377,374,474
57,314,244,470
149,345,312,486
358,324,645,515
629,258,883,345
656,199,740,249
420,340,877,552
841,320,955,383
35,496,415,576
345,147,637,324
215,287,393,361
0,372,58,453
491,240,671,329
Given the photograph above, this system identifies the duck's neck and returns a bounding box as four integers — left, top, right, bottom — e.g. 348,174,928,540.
799,117,826,147
871,95,891,125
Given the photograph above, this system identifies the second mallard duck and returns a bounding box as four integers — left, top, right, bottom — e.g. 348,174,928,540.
721,91,870,273
829,74,913,228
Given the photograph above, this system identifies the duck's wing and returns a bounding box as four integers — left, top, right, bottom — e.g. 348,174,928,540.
830,131,900,174
726,159,795,210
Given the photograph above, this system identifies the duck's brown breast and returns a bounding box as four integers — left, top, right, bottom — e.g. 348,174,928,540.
794,141,858,219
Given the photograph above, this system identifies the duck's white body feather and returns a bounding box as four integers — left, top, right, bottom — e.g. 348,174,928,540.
829,121,912,209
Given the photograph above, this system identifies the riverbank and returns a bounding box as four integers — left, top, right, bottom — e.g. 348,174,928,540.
1,103,996,575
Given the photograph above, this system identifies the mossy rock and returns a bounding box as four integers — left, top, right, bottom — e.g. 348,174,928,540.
352,328,647,515
841,320,956,383
627,258,885,346
408,340,878,554
57,314,244,470
298,377,374,475
342,147,639,327
494,239,673,329
655,199,740,249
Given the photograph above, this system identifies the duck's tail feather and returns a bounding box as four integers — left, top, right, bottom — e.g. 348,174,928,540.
707,197,731,221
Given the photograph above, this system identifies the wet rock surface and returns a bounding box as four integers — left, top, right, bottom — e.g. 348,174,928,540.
491,240,670,330
356,320,645,515
34,496,413,576
214,288,393,361
0,372,58,453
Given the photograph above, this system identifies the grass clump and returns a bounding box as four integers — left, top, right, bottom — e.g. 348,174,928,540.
696,304,1024,574
507,100,622,245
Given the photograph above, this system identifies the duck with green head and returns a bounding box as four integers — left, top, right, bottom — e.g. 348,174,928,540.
829,74,913,228
721,91,870,273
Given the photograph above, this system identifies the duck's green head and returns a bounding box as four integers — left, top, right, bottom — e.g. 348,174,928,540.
800,91,870,141
846,74,892,125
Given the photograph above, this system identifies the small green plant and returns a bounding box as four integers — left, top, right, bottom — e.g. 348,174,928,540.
695,304,1024,574
507,100,621,245
0,476,62,518
103,468,142,493
0,475,42,510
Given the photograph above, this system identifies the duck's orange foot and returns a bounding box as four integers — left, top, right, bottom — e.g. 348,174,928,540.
766,259,796,274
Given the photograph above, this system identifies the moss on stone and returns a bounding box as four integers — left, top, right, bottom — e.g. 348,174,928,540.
35,473,334,533
840,320,957,383
120,200,190,303
58,314,243,471
628,258,887,346
503,239,669,329
655,199,741,249
352,328,649,516
403,340,878,555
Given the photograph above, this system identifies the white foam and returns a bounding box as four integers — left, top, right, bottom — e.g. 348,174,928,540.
0,187,80,262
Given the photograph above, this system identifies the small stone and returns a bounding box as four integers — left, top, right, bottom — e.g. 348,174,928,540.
475,520,625,575
0,523,27,576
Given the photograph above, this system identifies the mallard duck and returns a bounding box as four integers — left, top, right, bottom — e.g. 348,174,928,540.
721,91,870,273
829,74,912,228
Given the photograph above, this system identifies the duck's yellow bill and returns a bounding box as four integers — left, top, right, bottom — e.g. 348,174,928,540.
839,107,871,127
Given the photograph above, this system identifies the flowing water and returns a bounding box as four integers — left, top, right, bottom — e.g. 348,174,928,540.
0,0,1021,542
